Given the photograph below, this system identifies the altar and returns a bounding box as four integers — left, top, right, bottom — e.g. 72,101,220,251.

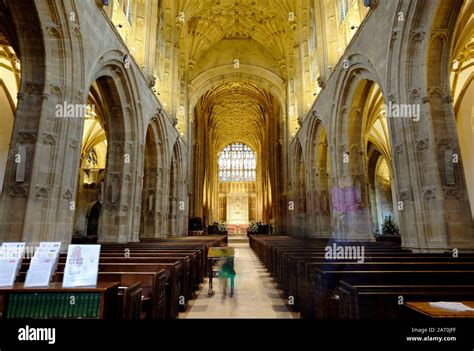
226,193,249,225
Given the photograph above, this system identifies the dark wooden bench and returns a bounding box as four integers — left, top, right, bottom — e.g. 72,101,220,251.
100,252,200,290
96,271,167,319
98,257,193,303
294,258,474,317
95,263,181,319
310,269,474,319
337,281,474,319
249,235,474,320
116,282,142,319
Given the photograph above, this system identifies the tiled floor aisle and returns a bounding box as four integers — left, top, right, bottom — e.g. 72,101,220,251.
180,242,300,319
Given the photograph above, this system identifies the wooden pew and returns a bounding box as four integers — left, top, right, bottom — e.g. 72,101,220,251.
337,281,474,319
100,252,200,291
97,272,167,319
310,269,474,319
101,247,205,284
294,258,474,317
117,282,142,319
16,236,227,319
98,257,192,304
96,263,181,319
249,235,474,321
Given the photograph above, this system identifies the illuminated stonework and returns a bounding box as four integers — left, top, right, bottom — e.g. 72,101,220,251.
0,1,472,252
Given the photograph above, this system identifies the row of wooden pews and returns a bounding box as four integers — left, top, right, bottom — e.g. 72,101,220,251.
250,235,474,319
16,236,227,319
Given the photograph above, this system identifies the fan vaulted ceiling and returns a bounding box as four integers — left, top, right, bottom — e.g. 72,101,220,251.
182,0,295,63
185,0,294,150
199,82,276,151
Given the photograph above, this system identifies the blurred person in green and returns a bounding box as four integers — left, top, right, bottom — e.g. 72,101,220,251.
219,257,236,297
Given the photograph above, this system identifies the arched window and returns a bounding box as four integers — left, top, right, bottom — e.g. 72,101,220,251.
218,143,256,182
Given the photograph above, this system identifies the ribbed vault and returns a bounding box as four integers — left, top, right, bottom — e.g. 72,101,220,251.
181,0,295,65
199,82,276,150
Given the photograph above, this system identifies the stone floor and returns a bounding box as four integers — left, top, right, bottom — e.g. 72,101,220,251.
180,242,300,319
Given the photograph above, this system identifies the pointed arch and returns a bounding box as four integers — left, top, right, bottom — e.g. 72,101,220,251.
290,138,307,236
307,117,332,237
84,52,142,243
332,58,388,240
0,0,46,242
140,115,168,239
168,139,187,236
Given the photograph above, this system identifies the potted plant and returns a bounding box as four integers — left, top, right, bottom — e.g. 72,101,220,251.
217,221,228,234
375,216,401,243
247,220,259,236
247,220,270,236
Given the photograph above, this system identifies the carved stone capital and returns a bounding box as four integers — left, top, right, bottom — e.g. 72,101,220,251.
411,29,425,42
8,185,28,198
69,138,79,149
390,29,400,44
18,131,37,144
24,83,43,95
437,138,452,148
36,185,50,199
416,139,429,151
42,132,57,145
422,187,436,200
444,188,461,199
399,190,410,201
45,22,61,37
392,144,402,155
63,189,73,200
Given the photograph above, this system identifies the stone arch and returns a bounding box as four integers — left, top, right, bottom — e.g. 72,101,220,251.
84,55,142,243
333,56,386,151
393,0,474,250
72,84,108,239
190,77,283,229
168,140,187,236
188,66,286,112
332,61,387,240
306,117,332,238
0,1,21,195
367,146,395,234
291,139,307,236
86,201,102,238
450,1,474,220
140,115,169,239
0,0,46,242
363,82,396,235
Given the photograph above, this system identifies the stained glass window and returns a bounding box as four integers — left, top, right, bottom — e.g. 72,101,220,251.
218,143,256,182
